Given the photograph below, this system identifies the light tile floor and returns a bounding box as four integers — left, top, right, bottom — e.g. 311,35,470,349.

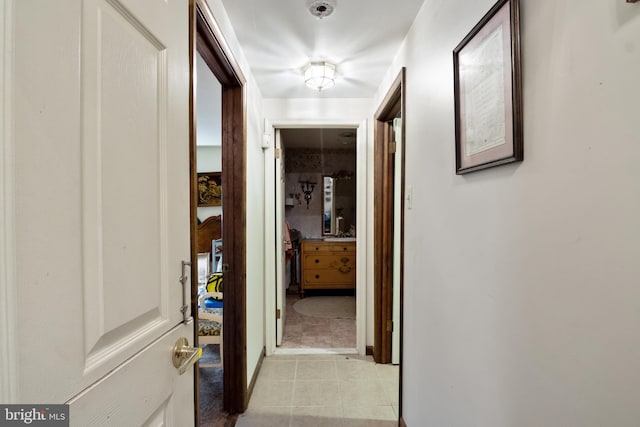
235,354,399,427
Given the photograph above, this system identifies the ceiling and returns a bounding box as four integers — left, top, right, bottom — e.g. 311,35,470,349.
219,0,425,99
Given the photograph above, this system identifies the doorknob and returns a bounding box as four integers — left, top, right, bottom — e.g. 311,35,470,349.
172,337,202,375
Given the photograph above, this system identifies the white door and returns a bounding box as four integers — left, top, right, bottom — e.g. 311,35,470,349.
11,0,193,424
274,129,287,346
263,120,276,354
392,117,403,364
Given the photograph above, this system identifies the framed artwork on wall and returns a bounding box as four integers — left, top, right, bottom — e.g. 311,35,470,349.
453,0,523,174
197,172,222,206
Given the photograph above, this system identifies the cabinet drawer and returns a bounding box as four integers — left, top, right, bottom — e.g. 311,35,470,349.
303,268,355,285
302,242,333,252
303,254,355,269
330,244,354,252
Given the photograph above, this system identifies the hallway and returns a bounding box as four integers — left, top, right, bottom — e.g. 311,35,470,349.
236,354,399,427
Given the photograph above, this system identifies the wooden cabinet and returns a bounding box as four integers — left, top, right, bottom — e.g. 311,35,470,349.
300,239,356,297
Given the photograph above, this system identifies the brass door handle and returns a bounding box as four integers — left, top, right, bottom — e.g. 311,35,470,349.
172,337,202,375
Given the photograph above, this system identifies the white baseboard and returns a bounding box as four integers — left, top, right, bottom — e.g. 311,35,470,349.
273,347,358,356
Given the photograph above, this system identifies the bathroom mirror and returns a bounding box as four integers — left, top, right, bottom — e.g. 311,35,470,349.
322,174,356,236
322,176,335,235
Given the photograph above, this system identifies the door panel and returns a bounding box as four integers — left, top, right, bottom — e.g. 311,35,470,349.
80,0,189,380
68,324,194,426
81,0,175,370
13,0,192,423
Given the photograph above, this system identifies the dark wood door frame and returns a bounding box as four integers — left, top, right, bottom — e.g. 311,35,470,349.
189,0,247,419
373,68,405,365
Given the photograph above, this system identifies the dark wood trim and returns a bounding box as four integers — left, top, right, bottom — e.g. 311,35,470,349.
366,345,374,356
221,83,247,414
374,71,403,120
373,69,404,365
245,347,266,409
191,0,248,415
195,0,246,85
399,416,408,427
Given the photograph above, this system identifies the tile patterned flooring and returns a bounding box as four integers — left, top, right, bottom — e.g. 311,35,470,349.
237,294,398,427
280,294,356,349
236,354,399,427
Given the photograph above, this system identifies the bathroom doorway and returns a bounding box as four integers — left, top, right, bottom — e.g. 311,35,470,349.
264,124,367,356
279,128,358,351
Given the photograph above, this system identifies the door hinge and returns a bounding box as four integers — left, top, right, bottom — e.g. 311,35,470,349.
276,309,281,319
275,148,281,159
389,141,397,154
386,319,393,332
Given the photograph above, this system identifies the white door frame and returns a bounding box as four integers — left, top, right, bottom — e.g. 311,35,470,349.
274,128,286,345
0,0,19,401
264,119,368,356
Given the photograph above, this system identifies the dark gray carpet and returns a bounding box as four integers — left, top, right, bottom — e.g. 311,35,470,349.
199,345,238,427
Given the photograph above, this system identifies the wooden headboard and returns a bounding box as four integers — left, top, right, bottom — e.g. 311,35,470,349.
197,215,221,254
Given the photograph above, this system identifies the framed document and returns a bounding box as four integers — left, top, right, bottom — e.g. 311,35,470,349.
453,0,522,174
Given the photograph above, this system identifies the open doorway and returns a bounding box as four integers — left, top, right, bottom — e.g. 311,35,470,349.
189,0,247,423
278,128,358,351
193,48,226,424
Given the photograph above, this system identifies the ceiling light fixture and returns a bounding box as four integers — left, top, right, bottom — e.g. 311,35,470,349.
304,62,336,91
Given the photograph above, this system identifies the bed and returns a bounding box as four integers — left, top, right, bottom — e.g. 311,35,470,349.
196,215,223,367
198,291,223,368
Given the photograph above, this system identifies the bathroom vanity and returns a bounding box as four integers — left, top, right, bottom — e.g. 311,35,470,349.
300,238,356,297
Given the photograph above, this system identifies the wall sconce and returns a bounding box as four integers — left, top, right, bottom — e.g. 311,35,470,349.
299,176,317,209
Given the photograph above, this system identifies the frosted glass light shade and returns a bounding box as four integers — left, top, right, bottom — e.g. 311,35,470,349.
304,62,336,91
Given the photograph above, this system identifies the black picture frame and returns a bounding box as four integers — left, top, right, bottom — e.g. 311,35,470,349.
453,0,523,174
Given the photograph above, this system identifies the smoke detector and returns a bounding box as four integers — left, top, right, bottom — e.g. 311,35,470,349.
307,0,336,19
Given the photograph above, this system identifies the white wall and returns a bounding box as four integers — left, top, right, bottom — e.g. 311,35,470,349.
374,0,640,425
196,51,222,147
264,98,371,123
206,1,266,385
